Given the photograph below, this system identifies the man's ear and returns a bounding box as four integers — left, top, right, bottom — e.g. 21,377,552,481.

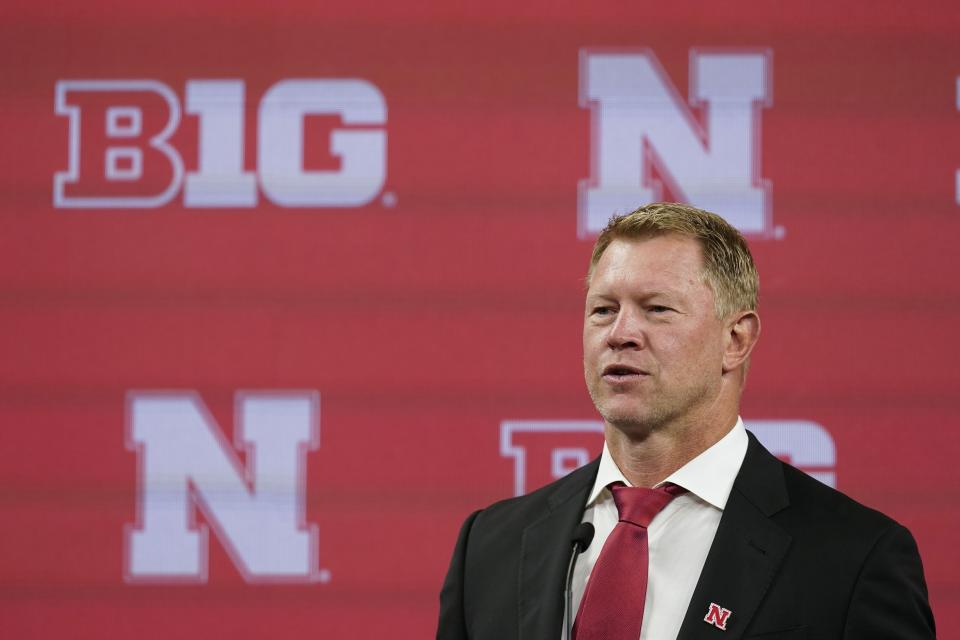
722,311,760,373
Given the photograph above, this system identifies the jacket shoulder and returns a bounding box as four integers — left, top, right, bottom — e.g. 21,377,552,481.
472,457,600,531
780,460,900,535
743,431,900,540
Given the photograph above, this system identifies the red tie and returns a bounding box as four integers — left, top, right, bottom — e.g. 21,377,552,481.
573,482,686,640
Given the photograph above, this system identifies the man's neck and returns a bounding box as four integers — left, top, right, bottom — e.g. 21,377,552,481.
604,412,739,488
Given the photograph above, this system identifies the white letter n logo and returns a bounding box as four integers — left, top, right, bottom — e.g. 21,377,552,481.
578,48,772,237
125,391,320,583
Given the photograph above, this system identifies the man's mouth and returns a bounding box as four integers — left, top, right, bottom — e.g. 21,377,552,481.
601,364,647,382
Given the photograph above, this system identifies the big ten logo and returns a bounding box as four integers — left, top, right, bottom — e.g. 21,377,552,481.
125,390,326,584
500,419,835,496
54,79,387,209
578,48,774,238
748,420,836,487
500,421,605,496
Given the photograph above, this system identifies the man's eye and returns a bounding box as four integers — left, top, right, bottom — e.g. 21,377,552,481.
592,307,614,316
649,305,672,313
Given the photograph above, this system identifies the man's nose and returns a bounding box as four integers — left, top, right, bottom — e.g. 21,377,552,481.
606,307,645,350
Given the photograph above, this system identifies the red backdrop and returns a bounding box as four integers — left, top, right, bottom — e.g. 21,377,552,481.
1,1,958,638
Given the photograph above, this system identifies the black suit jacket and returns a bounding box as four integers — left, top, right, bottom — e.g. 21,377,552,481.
437,432,935,639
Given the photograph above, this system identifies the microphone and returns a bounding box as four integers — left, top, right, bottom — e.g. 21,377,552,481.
564,522,595,640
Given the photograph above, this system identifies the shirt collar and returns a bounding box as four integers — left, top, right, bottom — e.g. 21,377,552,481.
586,416,748,511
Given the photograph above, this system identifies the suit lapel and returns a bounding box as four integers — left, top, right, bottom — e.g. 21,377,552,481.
678,433,793,640
518,459,598,640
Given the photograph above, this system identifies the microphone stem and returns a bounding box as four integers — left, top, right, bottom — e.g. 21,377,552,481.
564,542,580,640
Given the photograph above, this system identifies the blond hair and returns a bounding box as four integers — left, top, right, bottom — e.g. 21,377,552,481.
588,202,759,319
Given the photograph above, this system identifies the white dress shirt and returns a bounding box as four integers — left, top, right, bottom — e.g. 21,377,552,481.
566,417,748,640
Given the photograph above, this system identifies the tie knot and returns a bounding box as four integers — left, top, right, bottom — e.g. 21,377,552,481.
610,483,685,527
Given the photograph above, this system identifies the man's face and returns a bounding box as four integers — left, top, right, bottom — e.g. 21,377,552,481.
583,234,728,434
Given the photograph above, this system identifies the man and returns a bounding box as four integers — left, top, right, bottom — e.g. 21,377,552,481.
437,202,935,639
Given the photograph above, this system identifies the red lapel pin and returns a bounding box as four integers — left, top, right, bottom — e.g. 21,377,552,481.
704,602,732,630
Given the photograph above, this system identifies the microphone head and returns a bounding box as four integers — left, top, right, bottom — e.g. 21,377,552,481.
571,522,595,553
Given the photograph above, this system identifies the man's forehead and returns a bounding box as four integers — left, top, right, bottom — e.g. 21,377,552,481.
588,235,706,291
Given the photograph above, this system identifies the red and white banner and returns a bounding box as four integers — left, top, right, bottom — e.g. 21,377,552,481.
1,1,958,637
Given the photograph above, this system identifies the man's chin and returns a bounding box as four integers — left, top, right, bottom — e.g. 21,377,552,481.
599,409,663,439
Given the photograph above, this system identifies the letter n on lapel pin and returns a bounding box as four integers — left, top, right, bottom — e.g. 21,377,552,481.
704,602,732,630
